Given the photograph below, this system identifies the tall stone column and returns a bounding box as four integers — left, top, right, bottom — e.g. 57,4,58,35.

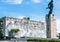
46,14,56,38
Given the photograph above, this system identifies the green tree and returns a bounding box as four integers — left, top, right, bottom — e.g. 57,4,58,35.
23,17,30,20
27,17,30,20
10,28,20,33
10,28,20,38
57,33,60,39
0,18,3,39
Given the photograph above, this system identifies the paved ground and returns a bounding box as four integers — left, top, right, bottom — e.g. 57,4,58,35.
0,41,27,42
0,38,27,42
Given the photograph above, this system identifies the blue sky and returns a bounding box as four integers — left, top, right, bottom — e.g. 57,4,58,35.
0,0,60,33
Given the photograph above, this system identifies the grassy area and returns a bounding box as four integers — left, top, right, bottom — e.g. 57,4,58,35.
27,38,60,42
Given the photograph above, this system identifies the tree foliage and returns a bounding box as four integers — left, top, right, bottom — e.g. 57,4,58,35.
0,18,3,39
23,17,30,20
57,33,60,39
10,28,20,33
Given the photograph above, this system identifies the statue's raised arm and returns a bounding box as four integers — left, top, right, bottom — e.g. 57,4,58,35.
47,0,53,14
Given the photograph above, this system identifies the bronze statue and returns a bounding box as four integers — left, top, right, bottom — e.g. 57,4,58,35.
47,0,53,14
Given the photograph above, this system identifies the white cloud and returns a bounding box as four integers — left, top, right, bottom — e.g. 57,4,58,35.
1,0,23,4
0,0,42,4
32,0,41,3
18,16,25,19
